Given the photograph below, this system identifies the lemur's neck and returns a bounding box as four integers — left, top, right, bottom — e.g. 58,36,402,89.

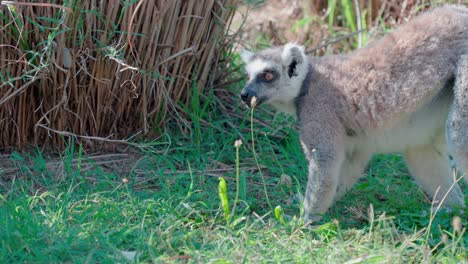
294,63,313,120
270,100,297,115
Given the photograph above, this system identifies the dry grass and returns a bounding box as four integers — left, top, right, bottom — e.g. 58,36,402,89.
0,0,239,150
236,0,465,55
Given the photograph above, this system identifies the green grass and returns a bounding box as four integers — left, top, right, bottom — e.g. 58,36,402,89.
1,92,466,262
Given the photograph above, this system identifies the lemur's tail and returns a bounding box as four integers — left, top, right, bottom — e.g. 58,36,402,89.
447,54,468,184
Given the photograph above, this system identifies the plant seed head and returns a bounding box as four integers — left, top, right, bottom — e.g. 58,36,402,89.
441,233,449,245
250,96,257,108
452,216,462,233
234,139,242,148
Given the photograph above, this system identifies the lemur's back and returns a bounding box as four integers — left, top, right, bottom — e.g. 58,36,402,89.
316,5,468,130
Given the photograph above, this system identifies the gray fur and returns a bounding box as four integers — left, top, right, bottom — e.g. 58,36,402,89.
240,5,468,222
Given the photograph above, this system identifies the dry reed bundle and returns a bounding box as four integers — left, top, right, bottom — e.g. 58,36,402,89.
0,0,239,150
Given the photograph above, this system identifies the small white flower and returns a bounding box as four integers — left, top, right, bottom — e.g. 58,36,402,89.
251,96,257,108
234,139,243,148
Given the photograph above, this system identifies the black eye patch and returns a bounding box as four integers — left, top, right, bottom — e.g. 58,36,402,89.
256,69,278,82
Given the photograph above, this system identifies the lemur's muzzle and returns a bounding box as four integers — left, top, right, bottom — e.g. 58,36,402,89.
240,89,257,108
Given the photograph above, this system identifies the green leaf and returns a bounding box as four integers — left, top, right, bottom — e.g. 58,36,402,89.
341,0,356,32
218,177,229,221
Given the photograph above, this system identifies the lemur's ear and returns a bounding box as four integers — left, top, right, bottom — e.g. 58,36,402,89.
240,49,254,63
281,43,306,78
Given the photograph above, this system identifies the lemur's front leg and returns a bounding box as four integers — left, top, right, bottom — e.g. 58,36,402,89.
300,122,345,223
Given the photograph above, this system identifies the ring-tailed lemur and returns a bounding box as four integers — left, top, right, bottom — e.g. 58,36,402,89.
240,5,468,222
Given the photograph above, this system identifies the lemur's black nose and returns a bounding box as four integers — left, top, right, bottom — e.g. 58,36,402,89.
240,88,257,107
240,92,249,102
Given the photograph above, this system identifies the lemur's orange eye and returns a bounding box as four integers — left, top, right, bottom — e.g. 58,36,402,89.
265,72,273,81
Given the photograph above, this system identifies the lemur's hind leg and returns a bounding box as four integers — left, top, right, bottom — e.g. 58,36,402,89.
405,134,465,208
447,54,468,185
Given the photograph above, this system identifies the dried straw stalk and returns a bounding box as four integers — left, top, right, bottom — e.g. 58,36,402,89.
0,0,238,150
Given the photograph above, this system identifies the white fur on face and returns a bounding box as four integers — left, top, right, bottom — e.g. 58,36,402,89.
246,59,271,79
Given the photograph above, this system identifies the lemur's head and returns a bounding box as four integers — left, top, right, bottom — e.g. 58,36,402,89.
240,43,308,113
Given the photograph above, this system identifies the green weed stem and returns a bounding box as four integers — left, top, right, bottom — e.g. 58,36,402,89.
231,140,242,217
250,108,272,211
